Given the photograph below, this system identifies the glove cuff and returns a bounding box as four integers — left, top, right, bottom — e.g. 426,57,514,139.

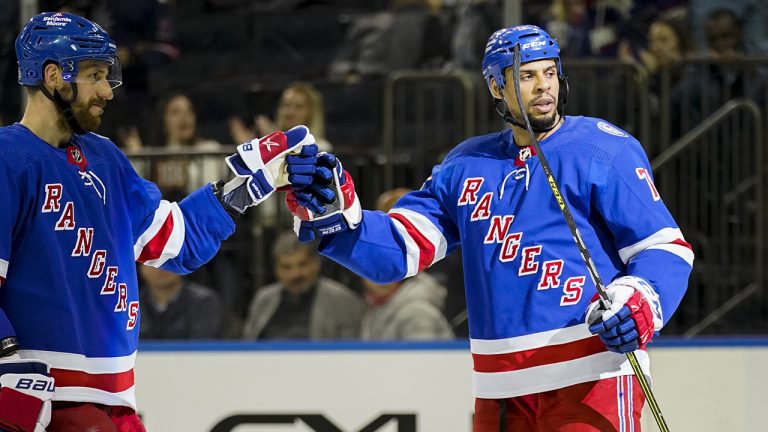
608,276,663,331
341,191,362,230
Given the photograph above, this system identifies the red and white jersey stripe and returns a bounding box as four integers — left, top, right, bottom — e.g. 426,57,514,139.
0,258,7,285
387,208,448,277
134,200,185,267
19,349,137,409
470,324,650,398
619,227,693,266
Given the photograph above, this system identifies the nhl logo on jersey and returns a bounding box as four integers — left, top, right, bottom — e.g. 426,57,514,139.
519,147,532,161
66,145,88,171
514,146,536,167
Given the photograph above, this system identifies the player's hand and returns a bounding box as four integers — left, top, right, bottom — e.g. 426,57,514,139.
285,153,361,242
0,359,54,432
586,276,663,353
218,125,316,213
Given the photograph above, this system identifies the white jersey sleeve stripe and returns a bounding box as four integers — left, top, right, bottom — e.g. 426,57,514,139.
389,208,448,265
618,227,688,264
133,201,186,266
646,243,694,266
134,200,171,260
390,217,420,278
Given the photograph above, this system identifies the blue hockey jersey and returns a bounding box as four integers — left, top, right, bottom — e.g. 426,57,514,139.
0,123,235,408
320,116,693,397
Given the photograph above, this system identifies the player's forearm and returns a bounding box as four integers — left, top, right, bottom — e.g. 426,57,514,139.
319,210,410,284
160,185,237,274
625,248,693,327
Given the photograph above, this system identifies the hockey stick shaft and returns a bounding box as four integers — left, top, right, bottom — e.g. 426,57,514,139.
510,44,670,432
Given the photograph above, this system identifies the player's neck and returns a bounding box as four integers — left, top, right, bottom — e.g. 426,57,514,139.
20,96,72,147
512,115,563,148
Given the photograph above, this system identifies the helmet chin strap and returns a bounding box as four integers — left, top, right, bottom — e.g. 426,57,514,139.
493,97,559,134
39,83,86,135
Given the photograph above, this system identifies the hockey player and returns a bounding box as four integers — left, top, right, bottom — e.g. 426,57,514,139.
286,25,693,431
0,12,319,432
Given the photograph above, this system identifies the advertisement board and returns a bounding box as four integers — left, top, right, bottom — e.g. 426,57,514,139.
134,340,768,432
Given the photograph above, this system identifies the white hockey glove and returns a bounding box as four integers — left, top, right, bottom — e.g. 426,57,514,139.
285,153,361,242
0,359,54,432
586,276,663,353
218,125,317,214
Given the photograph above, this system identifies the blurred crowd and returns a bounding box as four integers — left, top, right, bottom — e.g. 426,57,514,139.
2,0,766,340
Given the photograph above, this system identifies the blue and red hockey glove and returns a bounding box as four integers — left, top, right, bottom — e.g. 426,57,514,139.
285,152,361,242
218,125,317,213
0,358,54,432
586,276,663,353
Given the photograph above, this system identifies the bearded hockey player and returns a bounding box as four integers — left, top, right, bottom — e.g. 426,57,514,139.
0,12,319,431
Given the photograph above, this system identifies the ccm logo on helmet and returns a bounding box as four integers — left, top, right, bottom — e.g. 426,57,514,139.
521,40,547,49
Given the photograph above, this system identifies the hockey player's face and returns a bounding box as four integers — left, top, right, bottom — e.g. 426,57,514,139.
63,61,114,132
503,59,560,130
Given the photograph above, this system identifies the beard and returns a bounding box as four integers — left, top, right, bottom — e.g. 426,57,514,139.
527,108,559,131
57,84,105,133
71,96,105,132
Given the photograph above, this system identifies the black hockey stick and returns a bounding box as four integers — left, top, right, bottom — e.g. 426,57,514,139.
510,44,670,432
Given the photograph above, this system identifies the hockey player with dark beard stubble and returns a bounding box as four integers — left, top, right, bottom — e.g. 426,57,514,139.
286,25,693,431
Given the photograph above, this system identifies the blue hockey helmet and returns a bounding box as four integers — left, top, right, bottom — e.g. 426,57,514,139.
16,12,122,89
482,25,563,91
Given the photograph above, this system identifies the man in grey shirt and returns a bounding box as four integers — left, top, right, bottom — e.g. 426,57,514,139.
242,231,363,340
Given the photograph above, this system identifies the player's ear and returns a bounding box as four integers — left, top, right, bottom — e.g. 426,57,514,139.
489,78,503,100
42,63,63,90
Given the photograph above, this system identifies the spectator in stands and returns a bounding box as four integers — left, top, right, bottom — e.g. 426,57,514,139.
678,8,767,133
360,188,454,340
328,0,448,83
125,92,225,197
242,232,363,340
129,93,245,334
690,0,768,55
139,266,225,339
544,0,626,58
448,0,501,70
619,15,692,154
229,81,332,151
704,8,746,59
619,15,691,81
